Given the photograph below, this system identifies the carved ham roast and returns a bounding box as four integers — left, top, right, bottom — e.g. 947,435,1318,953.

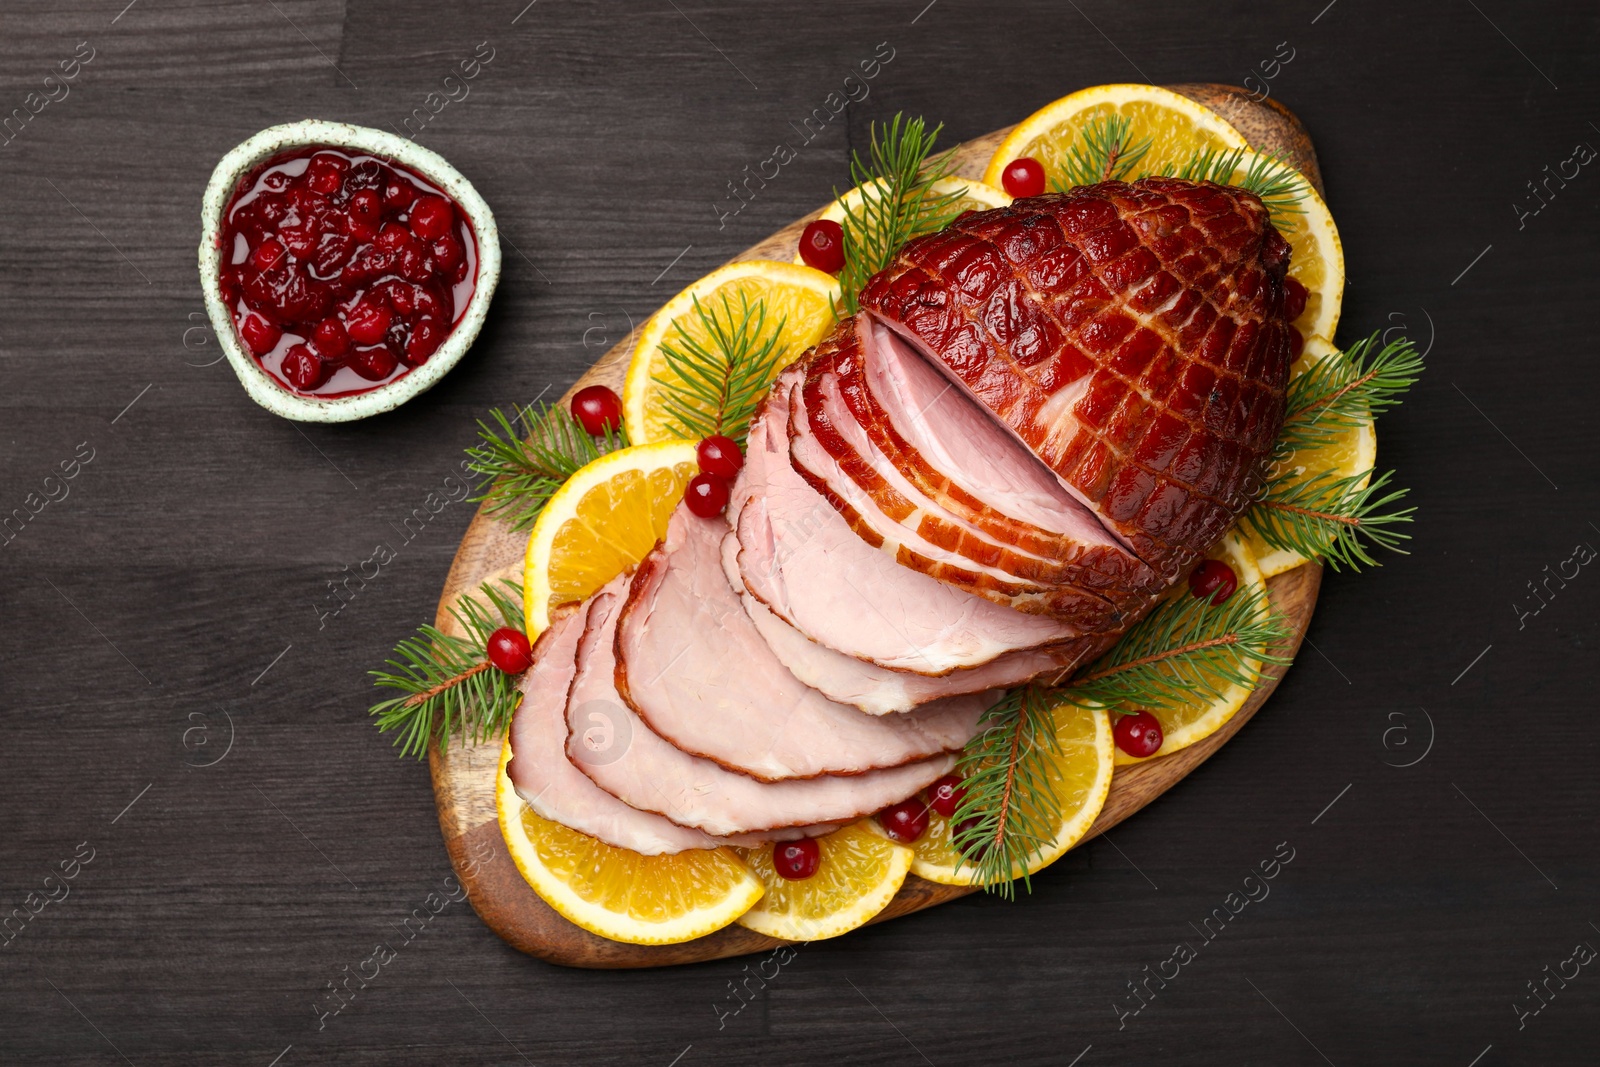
510,178,1296,852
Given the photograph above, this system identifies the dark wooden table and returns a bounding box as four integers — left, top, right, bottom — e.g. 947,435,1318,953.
2,3,1596,1064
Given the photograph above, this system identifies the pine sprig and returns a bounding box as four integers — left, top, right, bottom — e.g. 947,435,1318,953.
1050,114,1153,191
370,580,525,759
1246,468,1414,572
837,113,963,313
1278,333,1424,454
655,291,792,445
948,685,1064,899
466,402,626,531
1070,586,1292,711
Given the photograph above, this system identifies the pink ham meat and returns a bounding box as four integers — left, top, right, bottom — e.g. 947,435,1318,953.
724,528,1089,713
504,605,732,855
860,179,1295,578
567,579,955,836
731,373,1078,674
613,504,988,780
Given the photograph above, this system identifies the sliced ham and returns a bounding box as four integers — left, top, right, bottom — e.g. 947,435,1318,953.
504,605,731,855
568,581,954,836
614,504,987,780
731,374,1079,674
724,529,1089,713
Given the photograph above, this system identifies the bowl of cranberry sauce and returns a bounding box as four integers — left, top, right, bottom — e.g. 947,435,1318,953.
200,121,500,422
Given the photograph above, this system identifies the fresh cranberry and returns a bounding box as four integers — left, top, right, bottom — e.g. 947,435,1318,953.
877,798,929,843
239,314,281,355
696,435,744,479
486,627,533,674
772,839,821,880
570,385,623,435
1188,559,1238,605
1001,157,1046,198
350,188,382,226
684,473,729,518
307,154,346,195
925,775,967,818
280,344,329,392
408,195,454,242
1283,276,1309,322
349,345,399,382
346,301,391,346
251,237,286,273
405,317,444,365
798,219,845,274
1113,710,1164,758
382,177,414,209
311,317,351,360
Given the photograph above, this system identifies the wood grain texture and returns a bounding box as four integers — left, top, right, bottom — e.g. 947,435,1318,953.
431,84,1326,968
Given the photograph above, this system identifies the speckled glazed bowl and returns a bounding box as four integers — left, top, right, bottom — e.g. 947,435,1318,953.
199,120,501,422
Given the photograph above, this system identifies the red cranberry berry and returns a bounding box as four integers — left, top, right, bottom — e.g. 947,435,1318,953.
349,345,400,381
684,473,729,518
280,344,329,392
925,775,967,818
306,154,346,195
1188,559,1238,605
251,237,286,273
311,317,351,360
773,838,822,881
877,798,929,843
408,195,455,242
696,435,744,480
1282,276,1309,322
346,300,392,346
486,627,533,674
798,219,846,274
405,317,444,365
1001,157,1046,198
570,385,623,436
1113,710,1164,759
239,314,282,355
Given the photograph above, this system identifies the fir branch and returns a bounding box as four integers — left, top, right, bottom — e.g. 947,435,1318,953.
1070,585,1292,712
1050,114,1153,191
369,580,526,759
466,402,626,531
949,685,1064,899
1278,333,1425,454
1246,468,1414,571
655,291,793,445
837,113,963,314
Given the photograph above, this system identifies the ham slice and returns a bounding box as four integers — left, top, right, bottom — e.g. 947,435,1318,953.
724,529,1089,713
567,580,954,836
731,374,1078,674
504,605,732,855
614,504,987,780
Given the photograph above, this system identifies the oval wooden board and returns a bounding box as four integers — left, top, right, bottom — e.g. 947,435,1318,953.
428,84,1326,969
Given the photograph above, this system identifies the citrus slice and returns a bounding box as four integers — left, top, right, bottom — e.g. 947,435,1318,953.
907,699,1113,885
791,177,1012,266
1112,533,1270,766
984,84,1248,193
736,822,913,941
1243,338,1378,577
622,260,840,445
1278,177,1342,344
495,738,763,945
523,441,698,636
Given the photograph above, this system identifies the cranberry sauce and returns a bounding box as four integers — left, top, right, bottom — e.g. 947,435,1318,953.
217,146,478,399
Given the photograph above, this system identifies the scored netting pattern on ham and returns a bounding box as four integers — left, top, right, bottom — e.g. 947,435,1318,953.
860,178,1295,579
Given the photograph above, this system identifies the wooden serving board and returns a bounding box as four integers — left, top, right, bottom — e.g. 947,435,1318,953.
429,84,1326,969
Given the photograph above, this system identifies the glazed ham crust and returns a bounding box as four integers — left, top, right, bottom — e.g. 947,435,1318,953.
860,178,1296,578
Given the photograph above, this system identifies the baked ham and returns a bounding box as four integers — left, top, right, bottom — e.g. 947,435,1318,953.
860,179,1294,578
500,177,1294,856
